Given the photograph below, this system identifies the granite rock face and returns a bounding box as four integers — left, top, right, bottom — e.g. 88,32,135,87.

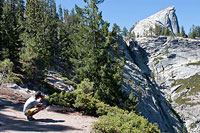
119,38,184,132
131,6,180,37
123,36,200,132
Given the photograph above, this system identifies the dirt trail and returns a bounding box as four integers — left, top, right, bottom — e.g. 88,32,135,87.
0,86,98,133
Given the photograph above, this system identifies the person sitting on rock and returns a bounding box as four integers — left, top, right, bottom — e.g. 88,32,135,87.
23,91,45,121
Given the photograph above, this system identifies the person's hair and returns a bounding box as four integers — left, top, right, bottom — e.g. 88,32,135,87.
35,91,42,99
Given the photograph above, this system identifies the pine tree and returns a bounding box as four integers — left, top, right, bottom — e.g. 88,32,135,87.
58,4,63,21
154,24,161,36
128,31,135,39
180,26,186,38
149,26,153,37
20,0,56,81
112,23,120,35
190,25,197,39
164,27,170,36
58,6,72,69
122,27,128,37
161,27,165,36
69,0,125,105
0,0,4,60
63,9,69,23
0,0,24,62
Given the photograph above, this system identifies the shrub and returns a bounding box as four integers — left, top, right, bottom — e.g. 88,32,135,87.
77,78,94,94
0,59,22,84
73,93,97,115
91,112,160,133
46,91,160,132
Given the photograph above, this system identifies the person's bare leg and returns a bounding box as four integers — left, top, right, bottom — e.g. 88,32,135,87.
29,107,43,116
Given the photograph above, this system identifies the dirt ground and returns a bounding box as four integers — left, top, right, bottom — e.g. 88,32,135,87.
0,86,98,133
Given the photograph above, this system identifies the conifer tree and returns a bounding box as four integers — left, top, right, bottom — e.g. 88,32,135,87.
112,23,120,35
149,26,153,37
20,0,56,81
128,31,135,39
1,0,24,62
189,25,197,39
164,27,170,36
122,27,128,37
58,6,72,68
180,26,186,37
69,0,125,105
63,9,69,23
0,0,3,60
58,4,63,21
154,24,161,36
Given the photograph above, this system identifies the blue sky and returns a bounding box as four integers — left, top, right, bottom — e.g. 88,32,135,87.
55,0,200,34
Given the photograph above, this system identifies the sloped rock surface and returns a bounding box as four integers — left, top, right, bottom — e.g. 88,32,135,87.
119,38,183,132
132,37,200,132
131,6,179,37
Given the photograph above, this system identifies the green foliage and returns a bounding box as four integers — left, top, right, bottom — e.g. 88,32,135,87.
154,24,162,36
153,57,164,65
122,26,128,37
128,31,135,39
173,73,200,94
19,0,58,82
186,61,200,66
0,59,22,84
123,91,139,112
149,26,153,37
46,90,159,132
180,26,186,38
153,24,173,36
165,45,169,57
112,23,121,35
47,90,137,116
182,126,188,133
52,73,77,88
0,0,24,62
188,25,200,39
73,93,98,114
69,0,125,106
0,58,14,73
77,78,94,94
190,122,197,129
172,73,200,105
47,91,76,108
91,112,160,133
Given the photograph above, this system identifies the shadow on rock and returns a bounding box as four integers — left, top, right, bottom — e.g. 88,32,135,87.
0,113,80,132
36,118,65,123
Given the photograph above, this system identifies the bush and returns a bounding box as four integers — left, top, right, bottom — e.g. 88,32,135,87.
47,91,127,116
73,93,97,115
47,91,76,107
46,91,160,132
77,78,94,94
91,112,160,133
0,59,22,85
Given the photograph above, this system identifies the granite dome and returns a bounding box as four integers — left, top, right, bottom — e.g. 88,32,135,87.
131,6,180,37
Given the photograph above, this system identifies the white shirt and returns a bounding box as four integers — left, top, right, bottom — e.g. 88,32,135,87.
23,96,39,115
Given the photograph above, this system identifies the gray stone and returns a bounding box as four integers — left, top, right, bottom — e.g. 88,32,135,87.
131,6,179,37
120,35,200,132
120,37,183,132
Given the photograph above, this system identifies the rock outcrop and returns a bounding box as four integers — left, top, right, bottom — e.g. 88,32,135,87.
122,36,200,132
119,38,184,132
131,6,179,37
